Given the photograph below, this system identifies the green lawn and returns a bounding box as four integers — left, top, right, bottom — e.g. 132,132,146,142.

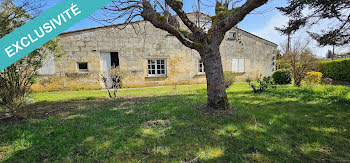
1,83,349,162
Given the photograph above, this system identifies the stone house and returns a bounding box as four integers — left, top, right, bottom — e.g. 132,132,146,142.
32,13,278,91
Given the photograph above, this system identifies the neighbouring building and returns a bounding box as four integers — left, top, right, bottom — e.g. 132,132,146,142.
337,53,350,59
32,13,278,91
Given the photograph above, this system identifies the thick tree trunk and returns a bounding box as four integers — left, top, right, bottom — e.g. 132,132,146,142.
201,47,230,110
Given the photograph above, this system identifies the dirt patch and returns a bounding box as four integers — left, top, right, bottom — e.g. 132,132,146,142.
0,96,152,122
143,119,171,128
198,104,236,117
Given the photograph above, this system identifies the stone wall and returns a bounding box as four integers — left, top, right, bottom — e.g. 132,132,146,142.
32,15,277,92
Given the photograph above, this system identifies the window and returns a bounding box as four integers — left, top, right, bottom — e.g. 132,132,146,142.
198,60,205,74
232,58,245,73
110,52,119,68
77,62,88,72
228,32,236,39
147,59,166,76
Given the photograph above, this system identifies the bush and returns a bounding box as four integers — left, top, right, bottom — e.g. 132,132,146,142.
246,75,273,93
304,71,323,85
321,59,350,82
223,71,235,89
101,68,124,98
272,69,292,85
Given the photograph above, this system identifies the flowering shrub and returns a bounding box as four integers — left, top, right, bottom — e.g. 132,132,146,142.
305,71,323,85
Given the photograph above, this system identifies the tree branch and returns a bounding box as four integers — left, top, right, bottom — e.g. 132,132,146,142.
164,0,199,33
216,0,268,32
141,0,197,50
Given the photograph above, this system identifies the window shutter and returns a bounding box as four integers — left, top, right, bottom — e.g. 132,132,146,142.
238,58,245,72
232,59,238,72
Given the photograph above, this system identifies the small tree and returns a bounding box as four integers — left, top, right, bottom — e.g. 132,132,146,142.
326,50,335,59
0,0,62,117
281,41,319,87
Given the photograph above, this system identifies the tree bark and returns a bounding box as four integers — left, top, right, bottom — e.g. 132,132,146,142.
201,47,230,110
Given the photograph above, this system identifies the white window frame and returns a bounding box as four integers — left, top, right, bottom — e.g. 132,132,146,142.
147,59,167,77
198,60,205,74
232,58,245,73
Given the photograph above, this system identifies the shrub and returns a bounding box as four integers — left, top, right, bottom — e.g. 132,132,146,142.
223,71,235,89
304,71,323,85
272,69,292,85
321,59,350,82
246,75,273,93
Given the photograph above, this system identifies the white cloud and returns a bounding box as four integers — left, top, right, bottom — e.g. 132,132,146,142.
250,12,346,58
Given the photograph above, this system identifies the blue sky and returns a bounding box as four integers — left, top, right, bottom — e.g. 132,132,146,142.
46,0,286,34
43,0,342,57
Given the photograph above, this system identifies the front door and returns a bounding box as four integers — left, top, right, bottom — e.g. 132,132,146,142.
100,52,112,88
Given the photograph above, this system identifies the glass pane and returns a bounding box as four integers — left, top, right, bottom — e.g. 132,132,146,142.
152,65,155,69
148,65,151,69
161,65,164,69
161,60,164,64
78,63,88,70
157,65,161,69
148,60,151,64
157,70,161,74
151,60,155,64
161,70,165,74
157,60,160,64
152,70,155,74
148,70,151,74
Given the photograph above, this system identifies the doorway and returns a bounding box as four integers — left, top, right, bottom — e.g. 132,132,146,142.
100,52,119,88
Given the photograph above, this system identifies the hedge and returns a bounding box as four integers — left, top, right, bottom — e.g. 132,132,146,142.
321,59,350,82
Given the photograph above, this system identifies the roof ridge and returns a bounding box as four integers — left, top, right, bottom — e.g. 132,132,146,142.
60,19,277,46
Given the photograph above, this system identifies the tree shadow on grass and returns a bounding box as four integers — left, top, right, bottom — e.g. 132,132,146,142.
1,89,349,162
219,90,350,162
265,86,350,104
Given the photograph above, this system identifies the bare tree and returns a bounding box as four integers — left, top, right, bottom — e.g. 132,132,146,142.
98,0,269,110
282,41,319,87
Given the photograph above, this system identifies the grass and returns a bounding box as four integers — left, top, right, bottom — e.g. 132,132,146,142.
0,83,349,162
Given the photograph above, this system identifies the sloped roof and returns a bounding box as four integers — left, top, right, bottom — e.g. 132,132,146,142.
60,16,277,47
